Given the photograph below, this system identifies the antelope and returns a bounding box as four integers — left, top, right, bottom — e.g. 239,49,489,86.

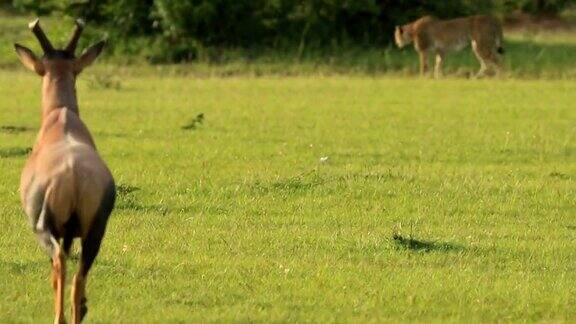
15,19,115,323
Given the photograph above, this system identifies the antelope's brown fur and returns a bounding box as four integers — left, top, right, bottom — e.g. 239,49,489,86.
16,19,114,324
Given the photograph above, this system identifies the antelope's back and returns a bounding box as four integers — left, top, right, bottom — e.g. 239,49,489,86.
20,108,115,238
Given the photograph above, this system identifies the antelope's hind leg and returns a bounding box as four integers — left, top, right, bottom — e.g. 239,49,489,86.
37,232,67,324
71,271,87,324
36,226,66,324
71,186,115,323
71,227,106,324
52,243,66,324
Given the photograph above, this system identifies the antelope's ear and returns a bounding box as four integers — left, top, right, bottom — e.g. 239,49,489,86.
75,40,106,73
14,44,45,75
396,26,403,34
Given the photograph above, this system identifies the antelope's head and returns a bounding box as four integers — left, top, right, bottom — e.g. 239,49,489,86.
14,19,105,113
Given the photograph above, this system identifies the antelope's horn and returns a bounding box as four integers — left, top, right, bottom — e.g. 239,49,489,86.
65,19,85,54
28,19,54,53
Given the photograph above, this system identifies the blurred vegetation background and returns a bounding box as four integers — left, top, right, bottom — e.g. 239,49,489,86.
1,0,573,63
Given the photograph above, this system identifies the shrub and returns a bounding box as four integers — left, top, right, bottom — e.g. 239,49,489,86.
9,0,574,62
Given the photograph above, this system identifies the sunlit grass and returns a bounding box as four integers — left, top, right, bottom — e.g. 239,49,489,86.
1,72,575,322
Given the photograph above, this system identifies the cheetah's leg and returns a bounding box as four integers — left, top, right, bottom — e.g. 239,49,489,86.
419,51,429,76
434,52,444,79
472,40,489,77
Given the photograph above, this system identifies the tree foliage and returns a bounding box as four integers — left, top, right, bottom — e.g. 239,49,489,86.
10,0,574,62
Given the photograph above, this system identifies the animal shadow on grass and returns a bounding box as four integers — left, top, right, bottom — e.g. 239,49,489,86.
251,170,324,195
0,125,33,134
1,260,45,275
116,183,142,210
115,183,169,214
549,172,571,180
392,233,463,252
117,183,141,196
182,113,204,130
0,147,31,158
252,170,410,196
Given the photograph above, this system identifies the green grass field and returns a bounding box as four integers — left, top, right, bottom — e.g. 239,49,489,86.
1,71,576,322
1,10,576,323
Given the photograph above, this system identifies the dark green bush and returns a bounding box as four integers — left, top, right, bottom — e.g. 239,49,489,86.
501,0,573,15
9,0,574,63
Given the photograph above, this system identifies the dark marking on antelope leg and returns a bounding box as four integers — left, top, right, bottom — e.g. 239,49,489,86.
75,182,115,322
81,183,115,275
63,212,80,255
80,297,88,321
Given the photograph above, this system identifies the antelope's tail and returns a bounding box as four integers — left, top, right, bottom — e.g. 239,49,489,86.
35,189,61,258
